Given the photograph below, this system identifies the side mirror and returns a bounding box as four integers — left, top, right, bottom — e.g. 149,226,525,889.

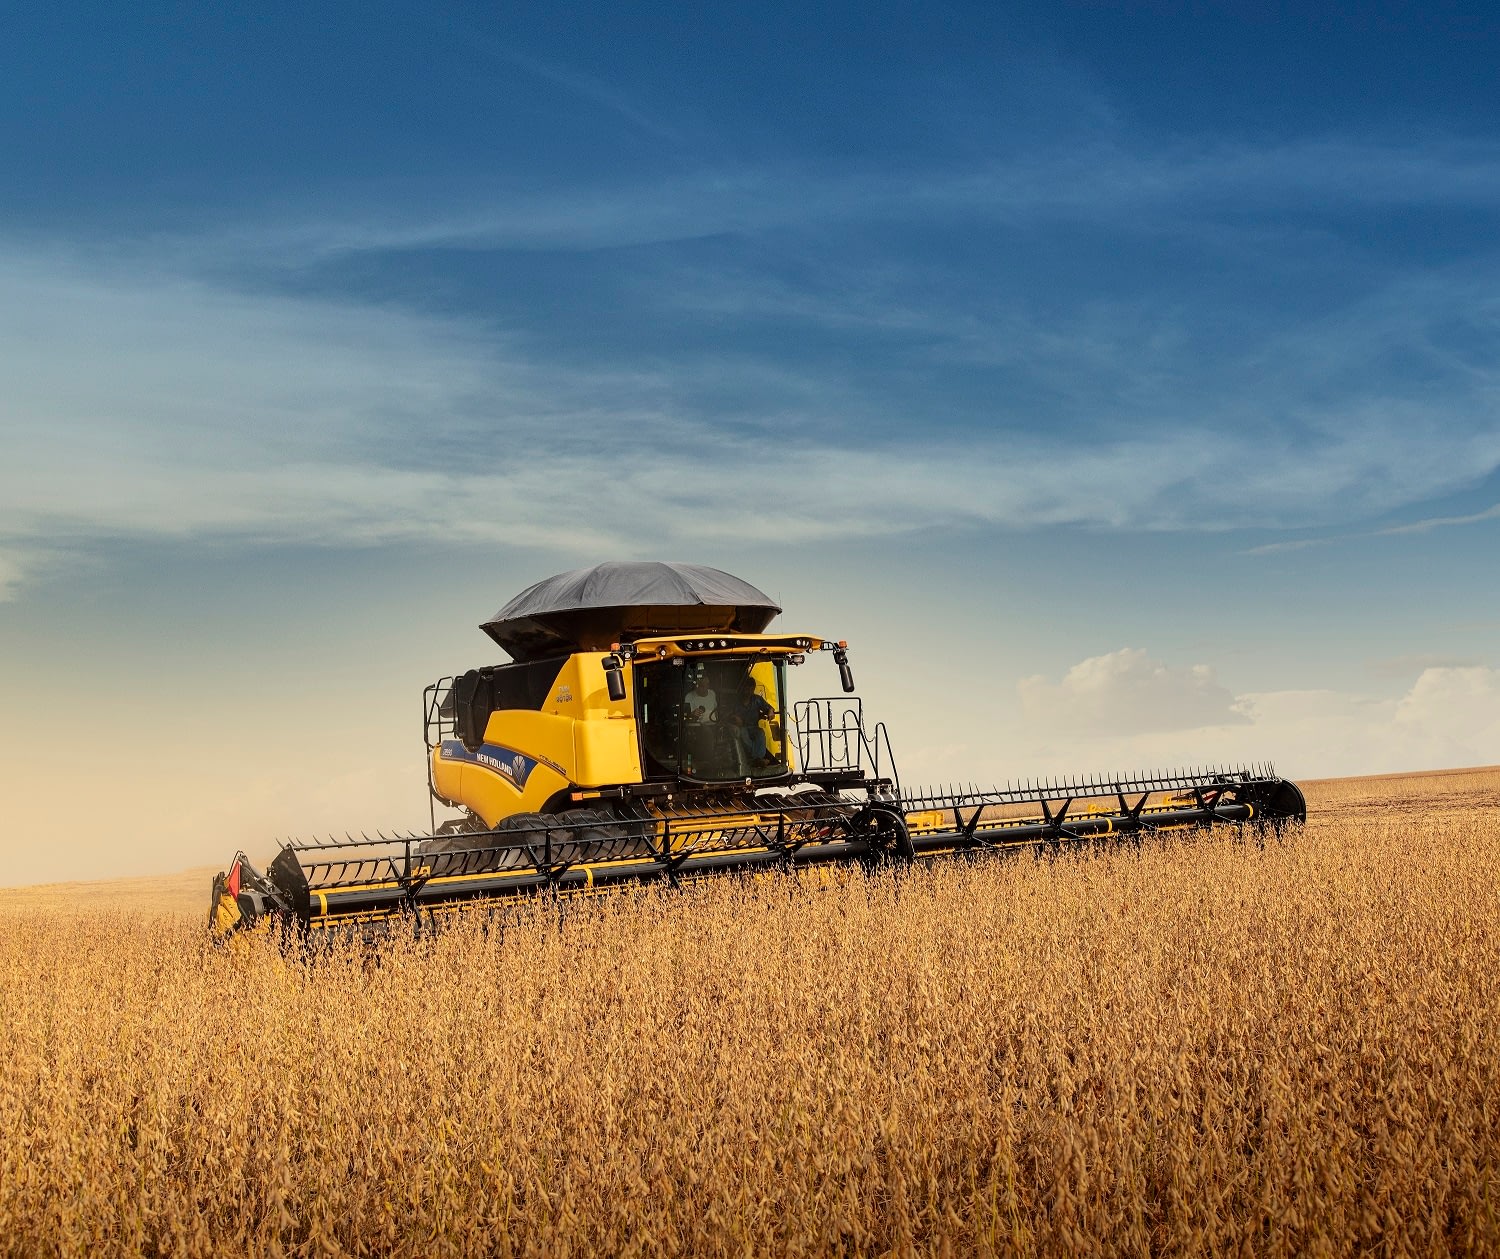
602,655,627,702
833,647,856,694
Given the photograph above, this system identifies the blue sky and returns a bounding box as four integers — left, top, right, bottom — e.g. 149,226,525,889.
4,3,1500,884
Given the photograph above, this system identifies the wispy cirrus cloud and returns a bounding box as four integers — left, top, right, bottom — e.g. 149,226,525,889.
476,47,688,145
7,126,1500,598
89,133,1500,268
1242,497,1500,556
4,219,1500,599
1377,502,1500,535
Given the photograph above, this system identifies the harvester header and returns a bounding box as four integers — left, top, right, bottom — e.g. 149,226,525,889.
210,561,1306,937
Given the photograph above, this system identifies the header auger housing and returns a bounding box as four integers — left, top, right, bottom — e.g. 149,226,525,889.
211,562,1306,937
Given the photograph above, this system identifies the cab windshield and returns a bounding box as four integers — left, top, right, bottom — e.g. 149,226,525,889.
635,656,789,782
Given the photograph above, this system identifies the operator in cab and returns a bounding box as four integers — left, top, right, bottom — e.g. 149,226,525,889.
727,672,778,767
685,672,717,723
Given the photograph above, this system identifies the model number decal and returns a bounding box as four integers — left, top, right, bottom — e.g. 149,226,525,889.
439,740,566,789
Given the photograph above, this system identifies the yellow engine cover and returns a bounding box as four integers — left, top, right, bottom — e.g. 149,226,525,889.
430,652,642,826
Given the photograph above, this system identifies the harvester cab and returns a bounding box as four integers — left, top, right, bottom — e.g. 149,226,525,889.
210,562,1306,938
422,562,890,838
430,632,872,826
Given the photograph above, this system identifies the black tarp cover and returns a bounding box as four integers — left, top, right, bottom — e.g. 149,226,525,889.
481,561,782,661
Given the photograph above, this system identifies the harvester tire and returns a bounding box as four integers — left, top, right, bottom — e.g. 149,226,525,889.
546,807,656,866
418,812,544,876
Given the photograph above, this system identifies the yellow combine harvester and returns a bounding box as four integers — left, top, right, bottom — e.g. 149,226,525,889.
210,562,1305,936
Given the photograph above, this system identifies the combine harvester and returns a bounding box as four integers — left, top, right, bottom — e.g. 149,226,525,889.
210,562,1305,936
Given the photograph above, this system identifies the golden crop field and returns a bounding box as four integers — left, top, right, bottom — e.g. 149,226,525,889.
2,768,1498,1257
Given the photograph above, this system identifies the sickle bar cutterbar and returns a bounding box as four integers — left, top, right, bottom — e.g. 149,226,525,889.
212,765,1304,936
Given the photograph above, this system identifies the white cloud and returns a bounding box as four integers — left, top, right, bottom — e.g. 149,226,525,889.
0,547,31,601
1019,648,1244,734
1189,668,1500,779
1001,655,1500,781
1389,666,1500,767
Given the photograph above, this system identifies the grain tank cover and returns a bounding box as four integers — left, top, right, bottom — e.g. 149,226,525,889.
481,561,782,662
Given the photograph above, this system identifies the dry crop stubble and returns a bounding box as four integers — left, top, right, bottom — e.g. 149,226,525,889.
1,770,1498,1256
